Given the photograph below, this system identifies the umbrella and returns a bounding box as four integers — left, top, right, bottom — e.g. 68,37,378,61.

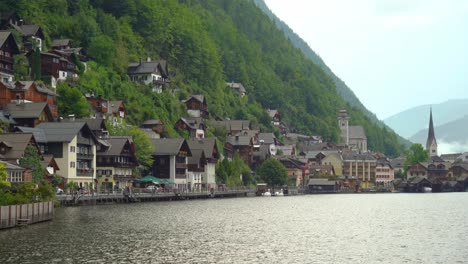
160,179,175,185
138,175,163,184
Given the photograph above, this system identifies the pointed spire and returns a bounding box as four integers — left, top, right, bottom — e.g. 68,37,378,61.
426,106,437,156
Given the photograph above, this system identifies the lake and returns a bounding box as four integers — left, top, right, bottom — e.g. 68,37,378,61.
1,193,467,263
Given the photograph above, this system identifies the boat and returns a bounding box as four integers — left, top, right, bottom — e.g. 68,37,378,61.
423,187,432,193
262,189,271,196
273,189,284,196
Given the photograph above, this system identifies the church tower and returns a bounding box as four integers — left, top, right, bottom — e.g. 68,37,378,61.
338,110,349,145
426,107,438,156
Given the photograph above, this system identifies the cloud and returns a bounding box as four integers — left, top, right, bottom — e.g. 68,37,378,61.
438,140,468,155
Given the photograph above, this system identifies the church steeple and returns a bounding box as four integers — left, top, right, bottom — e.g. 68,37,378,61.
426,107,437,156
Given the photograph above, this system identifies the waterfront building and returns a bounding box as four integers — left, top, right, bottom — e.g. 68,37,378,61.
96,136,138,191
342,152,376,186
0,160,29,183
150,138,192,191
375,161,394,186
187,138,219,191
321,152,343,176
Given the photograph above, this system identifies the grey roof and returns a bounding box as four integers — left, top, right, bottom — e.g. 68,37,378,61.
429,156,445,163
342,152,376,161
226,82,246,93
349,126,366,139
2,81,57,96
75,118,106,132
142,119,163,126
226,135,252,146
0,133,35,160
0,111,17,124
0,31,11,47
186,94,204,103
0,160,24,170
188,149,204,165
16,24,41,37
258,133,276,145
177,117,205,130
267,109,278,119
308,178,336,186
108,101,124,114
3,102,49,119
127,60,168,76
32,122,97,143
52,39,71,48
151,138,190,156
187,138,218,159
304,150,340,159
390,157,405,168
15,126,47,142
440,153,462,161
276,145,295,156
209,120,250,132
99,136,133,156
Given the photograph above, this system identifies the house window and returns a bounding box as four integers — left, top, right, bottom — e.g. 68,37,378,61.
70,161,75,168
70,146,75,152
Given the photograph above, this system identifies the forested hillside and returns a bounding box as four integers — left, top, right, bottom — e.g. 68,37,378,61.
0,0,405,156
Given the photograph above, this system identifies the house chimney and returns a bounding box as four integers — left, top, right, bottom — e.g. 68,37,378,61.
68,114,75,121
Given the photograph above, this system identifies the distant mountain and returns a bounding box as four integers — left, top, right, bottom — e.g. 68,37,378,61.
253,0,411,148
384,99,468,139
410,115,468,145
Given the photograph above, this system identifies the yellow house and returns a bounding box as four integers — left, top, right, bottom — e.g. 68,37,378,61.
321,153,343,176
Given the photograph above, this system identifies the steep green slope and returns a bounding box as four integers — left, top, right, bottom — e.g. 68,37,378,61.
2,0,405,156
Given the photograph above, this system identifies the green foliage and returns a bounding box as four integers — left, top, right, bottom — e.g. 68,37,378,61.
108,122,155,167
57,82,91,118
13,54,29,80
19,145,43,183
256,158,287,187
3,0,407,156
0,182,56,205
404,144,429,170
0,162,11,189
215,154,251,187
31,47,42,80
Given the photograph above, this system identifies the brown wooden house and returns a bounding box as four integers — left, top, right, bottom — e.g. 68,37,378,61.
183,95,208,119
0,81,58,118
2,102,54,128
0,31,20,83
224,134,254,167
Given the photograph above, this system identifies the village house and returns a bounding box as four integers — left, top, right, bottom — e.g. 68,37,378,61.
320,152,343,176
0,132,40,163
187,138,219,191
375,161,394,186
0,160,30,184
127,58,169,93
0,81,58,118
267,109,281,126
96,136,138,192
37,51,77,88
2,101,54,128
18,122,99,190
209,120,251,135
75,118,109,139
150,138,192,191
224,134,254,167
406,163,427,179
41,154,60,185
140,119,164,139
310,164,336,177
277,156,309,187
226,82,246,97
182,94,209,119
0,13,44,52
174,117,206,139
51,39,89,70
276,144,296,156
0,31,20,83
308,178,337,193
85,94,126,126
450,163,468,178
440,153,462,163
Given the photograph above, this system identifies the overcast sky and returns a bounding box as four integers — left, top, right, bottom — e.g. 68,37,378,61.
264,0,468,120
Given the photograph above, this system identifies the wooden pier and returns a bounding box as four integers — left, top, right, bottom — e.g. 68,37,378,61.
57,190,255,206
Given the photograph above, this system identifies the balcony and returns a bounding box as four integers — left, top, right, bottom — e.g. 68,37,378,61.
77,168,94,177
175,163,187,169
77,153,94,160
0,55,13,63
96,161,138,168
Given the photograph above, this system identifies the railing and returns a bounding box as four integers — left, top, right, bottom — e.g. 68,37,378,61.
175,163,187,169
77,153,94,159
76,169,93,176
0,68,13,74
0,55,13,63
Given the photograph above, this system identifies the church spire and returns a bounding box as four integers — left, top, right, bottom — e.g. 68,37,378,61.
426,107,437,156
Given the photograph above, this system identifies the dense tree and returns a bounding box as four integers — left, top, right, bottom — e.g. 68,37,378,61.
57,83,91,118
404,144,429,171
256,158,287,187
215,154,251,187
13,54,29,80
0,162,11,189
19,145,43,183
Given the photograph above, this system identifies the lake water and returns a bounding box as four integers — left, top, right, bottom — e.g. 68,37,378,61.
1,193,467,263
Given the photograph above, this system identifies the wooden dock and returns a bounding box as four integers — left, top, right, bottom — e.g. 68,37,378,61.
57,190,255,206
